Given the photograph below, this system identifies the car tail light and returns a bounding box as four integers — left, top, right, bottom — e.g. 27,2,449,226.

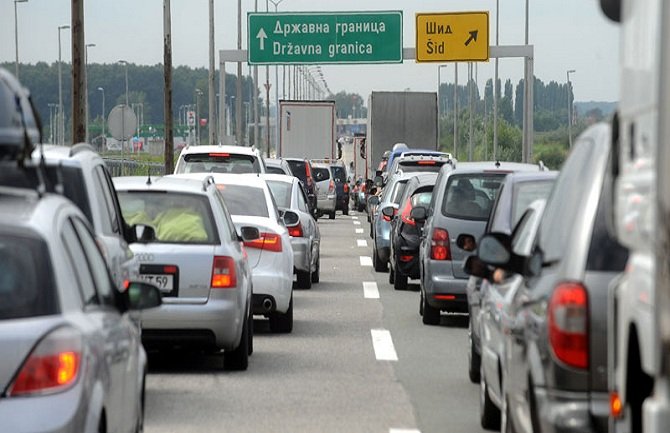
8,327,82,397
548,282,589,369
344,183,349,193
417,160,436,165
610,391,623,418
430,228,451,260
383,209,397,222
328,180,335,194
400,198,415,226
209,152,230,157
211,256,237,288
288,223,303,237
244,232,283,253
399,255,414,262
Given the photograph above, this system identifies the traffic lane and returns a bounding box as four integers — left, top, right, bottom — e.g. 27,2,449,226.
358,226,487,433
144,212,420,433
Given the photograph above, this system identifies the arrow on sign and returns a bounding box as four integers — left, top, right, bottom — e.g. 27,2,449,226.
257,28,268,50
464,30,478,46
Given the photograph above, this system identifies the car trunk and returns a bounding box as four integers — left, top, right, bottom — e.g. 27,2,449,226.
583,271,616,393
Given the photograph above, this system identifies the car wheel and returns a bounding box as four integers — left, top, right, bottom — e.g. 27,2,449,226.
468,318,481,383
479,364,501,430
422,294,440,325
329,211,336,220
311,254,320,283
394,273,408,290
389,266,395,284
373,246,388,272
501,380,515,433
224,312,250,371
269,296,293,333
247,311,254,356
297,269,312,289
134,376,145,433
419,290,424,316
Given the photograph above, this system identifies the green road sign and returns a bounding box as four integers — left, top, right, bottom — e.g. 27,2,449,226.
247,11,403,65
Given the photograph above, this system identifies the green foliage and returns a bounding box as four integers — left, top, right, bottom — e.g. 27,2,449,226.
330,91,366,118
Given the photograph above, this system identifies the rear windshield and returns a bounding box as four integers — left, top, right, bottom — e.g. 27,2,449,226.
118,192,219,244
313,167,330,182
411,191,433,208
217,184,269,217
266,166,286,175
286,160,307,182
176,153,260,174
331,166,347,182
0,233,58,320
442,174,505,220
512,180,555,225
398,160,447,173
267,180,292,209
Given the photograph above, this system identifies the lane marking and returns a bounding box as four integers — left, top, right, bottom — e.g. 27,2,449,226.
390,429,421,433
363,281,379,299
357,239,367,247
353,221,361,225
352,216,359,220
355,228,364,234
360,256,373,267
371,329,398,361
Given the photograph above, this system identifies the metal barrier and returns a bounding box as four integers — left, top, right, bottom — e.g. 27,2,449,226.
102,158,166,177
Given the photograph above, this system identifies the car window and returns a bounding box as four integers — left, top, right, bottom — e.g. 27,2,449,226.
331,166,347,182
512,180,555,226
297,185,309,213
511,207,541,257
586,175,629,271
267,180,292,209
176,153,261,174
266,166,286,175
44,165,93,223
70,217,116,306
216,184,270,218
118,191,220,244
313,167,330,182
213,190,238,242
286,160,307,183
390,180,409,204
61,219,99,307
397,160,447,173
442,174,505,221
94,165,121,235
411,190,433,208
0,232,58,320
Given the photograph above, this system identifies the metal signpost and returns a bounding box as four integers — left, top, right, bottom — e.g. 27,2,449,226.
415,12,489,62
247,11,403,65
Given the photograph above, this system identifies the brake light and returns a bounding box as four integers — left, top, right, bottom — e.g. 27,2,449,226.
417,160,436,165
288,224,303,237
399,255,414,262
211,256,237,288
9,327,82,397
163,265,177,274
400,198,415,226
434,294,456,300
549,282,589,369
244,232,283,252
328,180,335,194
430,228,451,260
610,391,623,418
209,153,230,157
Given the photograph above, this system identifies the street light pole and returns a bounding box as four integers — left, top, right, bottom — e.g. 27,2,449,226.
567,69,576,148
97,87,105,143
454,63,458,158
437,64,447,150
14,0,28,79
85,43,95,143
270,0,285,154
58,24,70,146
195,89,203,145
493,0,499,160
208,0,216,146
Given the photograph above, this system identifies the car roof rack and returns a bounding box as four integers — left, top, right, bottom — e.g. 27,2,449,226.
202,175,216,191
538,160,546,171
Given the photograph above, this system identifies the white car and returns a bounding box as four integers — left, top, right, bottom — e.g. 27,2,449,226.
172,173,295,333
173,144,267,174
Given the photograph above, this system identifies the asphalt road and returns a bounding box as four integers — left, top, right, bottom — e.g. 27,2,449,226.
144,211,487,433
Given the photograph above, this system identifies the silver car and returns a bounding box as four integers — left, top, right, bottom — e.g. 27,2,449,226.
311,162,337,219
263,173,321,289
0,186,161,433
114,175,257,370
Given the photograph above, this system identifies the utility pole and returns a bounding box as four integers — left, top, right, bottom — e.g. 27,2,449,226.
208,0,216,146
84,43,95,143
493,0,500,160
236,0,243,145
164,0,174,173
58,24,70,146
468,62,474,161
14,0,28,80
453,63,458,157
71,0,86,144
97,87,105,141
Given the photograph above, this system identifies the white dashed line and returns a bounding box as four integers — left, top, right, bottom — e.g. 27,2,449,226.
355,228,364,234
363,281,379,299
352,216,359,220
353,220,361,225
359,256,373,267
371,329,398,361
357,239,367,247
389,429,421,433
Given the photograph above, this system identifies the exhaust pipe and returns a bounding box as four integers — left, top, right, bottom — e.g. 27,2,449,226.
262,298,274,312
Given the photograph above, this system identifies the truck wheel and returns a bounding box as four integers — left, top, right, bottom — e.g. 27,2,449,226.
329,211,336,220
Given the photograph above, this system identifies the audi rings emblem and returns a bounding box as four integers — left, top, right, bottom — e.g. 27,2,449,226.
135,253,155,262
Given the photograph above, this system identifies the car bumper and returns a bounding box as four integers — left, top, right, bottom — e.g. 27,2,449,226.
291,237,311,273
317,195,336,212
533,388,609,433
251,265,293,315
139,290,245,351
423,260,469,312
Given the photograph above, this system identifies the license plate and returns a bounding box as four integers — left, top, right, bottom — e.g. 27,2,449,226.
140,274,174,292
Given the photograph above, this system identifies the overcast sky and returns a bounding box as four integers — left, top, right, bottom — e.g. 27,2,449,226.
0,0,619,103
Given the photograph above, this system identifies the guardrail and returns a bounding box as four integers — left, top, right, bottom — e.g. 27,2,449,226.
102,158,166,177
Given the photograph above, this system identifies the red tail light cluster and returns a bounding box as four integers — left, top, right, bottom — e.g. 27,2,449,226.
548,282,589,369
328,180,335,194
400,198,415,226
288,224,304,237
8,327,82,397
430,228,451,260
244,232,283,252
211,256,237,288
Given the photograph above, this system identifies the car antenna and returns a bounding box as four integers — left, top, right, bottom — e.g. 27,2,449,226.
146,167,152,186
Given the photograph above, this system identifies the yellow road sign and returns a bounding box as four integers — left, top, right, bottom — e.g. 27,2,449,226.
415,12,489,62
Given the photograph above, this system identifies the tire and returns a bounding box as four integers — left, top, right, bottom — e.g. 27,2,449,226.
224,312,250,371
468,318,482,383
247,311,254,355
501,380,515,433
269,296,293,333
311,255,320,283
134,376,145,433
373,246,388,272
297,269,312,289
329,211,336,220
394,273,408,290
422,292,440,325
343,206,349,216
480,364,501,430
389,266,395,284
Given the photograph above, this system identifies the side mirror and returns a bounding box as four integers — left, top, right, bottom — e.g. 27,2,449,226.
478,233,512,266
374,176,384,187
368,195,380,206
463,255,492,279
126,281,162,310
600,0,621,22
282,209,300,226
410,206,427,222
240,226,261,242
133,224,157,243
457,234,477,252
381,206,396,218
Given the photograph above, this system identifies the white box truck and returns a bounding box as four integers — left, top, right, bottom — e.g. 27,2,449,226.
277,100,336,160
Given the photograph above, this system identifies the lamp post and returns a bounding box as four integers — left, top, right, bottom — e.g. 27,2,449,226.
567,69,576,148
97,87,105,143
195,89,203,145
84,43,95,142
269,0,285,154
58,25,70,146
14,0,28,79
493,0,499,160
48,103,56,143
437,64,448,149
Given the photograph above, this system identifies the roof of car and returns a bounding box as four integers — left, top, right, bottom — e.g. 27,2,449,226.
442,161,547,175
171,172,268,189
502,170,559,183
405,172,439,185
0,187,81,235
264,158,284,166
31,143,102,165
178,144,260,157
260,173,297,184
113,175,214,194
